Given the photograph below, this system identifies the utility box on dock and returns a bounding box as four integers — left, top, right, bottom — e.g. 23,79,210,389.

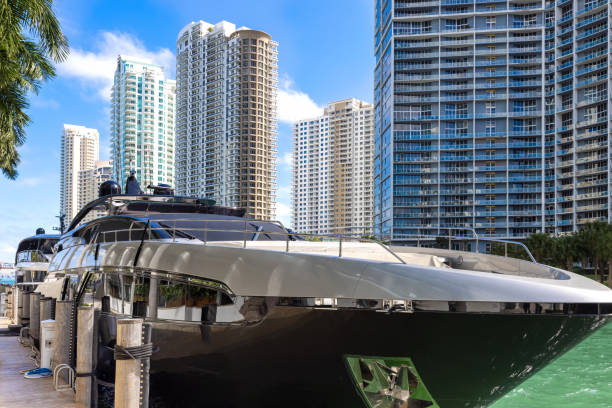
40,319,57,369
0,292,5,316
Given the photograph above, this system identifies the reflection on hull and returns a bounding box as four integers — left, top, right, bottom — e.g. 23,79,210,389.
138,307,608,408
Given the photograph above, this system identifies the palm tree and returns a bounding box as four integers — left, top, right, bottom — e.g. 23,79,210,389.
599,224,612,286
576,221,609,279
551,234,576,271
0,0,68,178
524,232,553,264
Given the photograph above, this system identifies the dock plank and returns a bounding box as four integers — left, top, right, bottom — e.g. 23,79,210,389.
0,319,77,408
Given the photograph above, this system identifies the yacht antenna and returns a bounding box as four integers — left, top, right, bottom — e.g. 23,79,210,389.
54,213,66,234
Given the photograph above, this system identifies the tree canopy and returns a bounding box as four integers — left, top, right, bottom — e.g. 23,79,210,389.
0,0,68,178
521,222,612,286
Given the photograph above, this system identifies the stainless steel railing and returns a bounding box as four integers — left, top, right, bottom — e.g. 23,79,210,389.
92,218,408,264
400,226,536,263
83,218,537,265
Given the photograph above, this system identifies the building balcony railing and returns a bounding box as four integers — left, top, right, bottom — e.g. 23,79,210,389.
576,61,607,76
576,12,607,29
575,25,607,41
576,74,607,88
576,36,607,52
576,0,607,16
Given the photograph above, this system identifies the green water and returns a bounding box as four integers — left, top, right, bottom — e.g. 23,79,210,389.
492,323,612,408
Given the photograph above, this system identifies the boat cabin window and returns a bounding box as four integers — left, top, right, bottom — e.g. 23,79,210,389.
88,271,232,322
15,237,59,263
151,278,230,322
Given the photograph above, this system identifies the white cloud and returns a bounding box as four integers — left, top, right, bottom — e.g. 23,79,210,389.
58,32,175,100
31,97,60,110
277,184,291,196
0,244,16,263
280,152,293,169
276,202,291,227
16,177,42,187
277,75,323,124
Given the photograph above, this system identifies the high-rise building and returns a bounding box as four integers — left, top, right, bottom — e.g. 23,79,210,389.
176,21,278,219
111,55,176,190
373,0,611,243
292,99,374,235
78,160,112,222
60,124,99,222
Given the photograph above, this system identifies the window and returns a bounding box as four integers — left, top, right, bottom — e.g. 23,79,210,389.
486,16,496,29
119,275,235,322
584,84,606,102
486,102,496,114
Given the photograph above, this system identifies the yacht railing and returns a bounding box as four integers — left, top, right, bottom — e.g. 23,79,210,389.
90,218,536,265
93,218,408,265
406,227,536,263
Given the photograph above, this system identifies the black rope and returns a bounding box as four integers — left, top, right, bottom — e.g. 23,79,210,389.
132,220,151,268
114,343,153,360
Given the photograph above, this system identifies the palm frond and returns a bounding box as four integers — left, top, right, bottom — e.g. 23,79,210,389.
0,0,68,178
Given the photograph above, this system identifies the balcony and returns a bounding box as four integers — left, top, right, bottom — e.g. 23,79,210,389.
576,0,607,16
576,48,607,63
512,22,540,29
576,12,607,29
575,25,607,41
575,166,607,176
576,61,607,76
576,36,607,52
508,110,539,117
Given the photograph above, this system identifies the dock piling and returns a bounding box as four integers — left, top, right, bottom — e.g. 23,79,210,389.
30,292,41,347
114,318,143,408
21,291,29,326
75,306,94,408
53,300,74,384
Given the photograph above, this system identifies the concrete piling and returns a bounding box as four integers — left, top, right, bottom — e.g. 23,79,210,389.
114,318,143,408
75,306,94,408
53,300,73,383
40,297,55,323
21,291,30,325
30,293,41,345
14,288,21,325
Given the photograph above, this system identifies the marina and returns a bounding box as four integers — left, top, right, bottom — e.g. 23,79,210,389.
0,317,76,408
0,177,611,407
2,0,612,406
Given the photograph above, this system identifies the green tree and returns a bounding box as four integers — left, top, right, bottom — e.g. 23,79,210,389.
588,222,612,286
524,232,553,264
604,225,612,287
489,241,531,261
551,234,577,271
0,0,68,178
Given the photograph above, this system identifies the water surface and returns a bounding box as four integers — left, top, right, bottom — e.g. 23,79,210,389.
492,322,612,408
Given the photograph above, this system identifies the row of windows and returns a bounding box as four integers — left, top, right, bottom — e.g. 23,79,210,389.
83,272,234,323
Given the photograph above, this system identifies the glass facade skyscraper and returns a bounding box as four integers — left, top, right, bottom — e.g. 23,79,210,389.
111,56,176,190
374,0,610,243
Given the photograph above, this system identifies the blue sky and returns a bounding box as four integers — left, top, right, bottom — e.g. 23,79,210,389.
0,0,374,261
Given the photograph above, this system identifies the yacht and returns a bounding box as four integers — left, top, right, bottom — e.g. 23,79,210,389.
14,230,59,284
11,231,60,328
47,182,612,408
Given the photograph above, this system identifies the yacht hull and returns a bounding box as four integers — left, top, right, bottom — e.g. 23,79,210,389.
133,306,609,408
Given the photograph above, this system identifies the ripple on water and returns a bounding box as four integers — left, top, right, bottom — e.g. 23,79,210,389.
492,323,612,408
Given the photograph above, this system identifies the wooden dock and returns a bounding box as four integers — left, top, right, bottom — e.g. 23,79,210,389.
0,317,77,408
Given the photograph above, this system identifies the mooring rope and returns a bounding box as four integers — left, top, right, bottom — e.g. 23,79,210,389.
114,343,153,360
